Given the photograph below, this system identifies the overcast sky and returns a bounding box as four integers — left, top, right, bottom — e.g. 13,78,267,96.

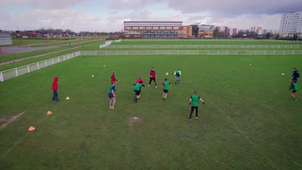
0,0,301,32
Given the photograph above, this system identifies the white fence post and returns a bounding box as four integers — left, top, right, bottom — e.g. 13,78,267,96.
292,51,295,55
116,51,118,55
45,60,48,67
0,72,4,82
274,51,276,55
58,57,60,62
85,51,87,55
95,51,97,55
15,68,18,77
52,58,54,64
283,51,285,55
27,65,30,73
37,62,40,70
207,51,209,55
63,56,66,61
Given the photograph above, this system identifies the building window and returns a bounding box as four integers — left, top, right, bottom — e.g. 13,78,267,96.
150,31,155,33
146,26,152,29
132,27,138,29
139,26,145,29
160,26,166,30
153,26,159,29
173,27,179,29
125,26,131,29
166,26,172,29
163,31,169,34
157,31,162,33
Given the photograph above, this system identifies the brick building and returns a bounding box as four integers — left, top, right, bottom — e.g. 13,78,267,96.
123,21,184,38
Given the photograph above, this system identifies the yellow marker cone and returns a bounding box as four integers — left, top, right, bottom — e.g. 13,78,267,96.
47,111,52,115
66,97,70,100
249,63,252,65
28,126,35,131
104,65,106,67
282,73,285,76
91,75,94,78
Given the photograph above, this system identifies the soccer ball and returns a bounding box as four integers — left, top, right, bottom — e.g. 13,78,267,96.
166,72,168,76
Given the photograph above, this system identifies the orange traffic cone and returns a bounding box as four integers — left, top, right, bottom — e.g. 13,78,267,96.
28,126,35,131
47,111,52,115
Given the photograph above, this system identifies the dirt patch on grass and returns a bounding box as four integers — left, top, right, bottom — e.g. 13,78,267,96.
0,112,25,130
125,142,131,152
128,116,143,131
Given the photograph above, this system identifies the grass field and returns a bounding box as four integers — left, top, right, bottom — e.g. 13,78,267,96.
112,40,301,45
0,41,105,71
1,52,302,169
12,38,64,45
11,37,105,46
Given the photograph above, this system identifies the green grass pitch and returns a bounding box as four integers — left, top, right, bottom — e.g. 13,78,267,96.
0,53,302,169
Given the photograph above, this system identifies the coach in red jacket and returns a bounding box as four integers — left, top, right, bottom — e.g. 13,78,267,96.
52,77,59,101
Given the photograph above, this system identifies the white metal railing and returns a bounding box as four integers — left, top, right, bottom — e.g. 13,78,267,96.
1,49,301,82
0,51,81,82
80,50,302,56
107,45,301,48
99,41,112,49
122,39,302,43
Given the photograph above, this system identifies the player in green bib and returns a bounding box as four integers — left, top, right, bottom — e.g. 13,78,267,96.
108,82,116,110
188,91,205,121
162,78,171,100
290,79,298,101
133,81,145,102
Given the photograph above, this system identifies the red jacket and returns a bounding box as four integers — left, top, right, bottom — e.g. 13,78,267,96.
150,70,156,78
111,74,118,83
52,77,58,91
136,78,144,84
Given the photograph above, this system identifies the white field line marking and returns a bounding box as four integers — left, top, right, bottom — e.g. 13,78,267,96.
1,105,61,160
207,99,279,170
0,112,25,131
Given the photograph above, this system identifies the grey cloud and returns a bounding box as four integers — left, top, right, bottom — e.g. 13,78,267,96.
28,0,92,9
108,0,302,16
108,0,161,10
0,0,92,9
1,8,106,32
0,0,25,6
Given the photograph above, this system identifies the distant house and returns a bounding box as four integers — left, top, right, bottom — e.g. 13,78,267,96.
0,31,12,45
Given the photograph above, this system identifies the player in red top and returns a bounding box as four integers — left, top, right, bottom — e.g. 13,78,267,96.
148,67,157,88
111,72,119,84
136,76,144,84
133,77,145,93
52,77,59,101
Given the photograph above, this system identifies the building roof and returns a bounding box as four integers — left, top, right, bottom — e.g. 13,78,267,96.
124,21,183,27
